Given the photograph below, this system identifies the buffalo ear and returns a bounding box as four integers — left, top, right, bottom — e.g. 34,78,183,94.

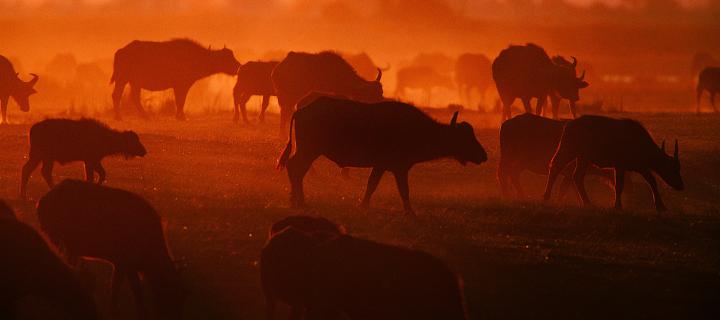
674,139,679,160
661,140,666,153
450,111,458,127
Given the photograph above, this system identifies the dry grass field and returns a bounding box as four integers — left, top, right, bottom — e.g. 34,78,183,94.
1,111,719,319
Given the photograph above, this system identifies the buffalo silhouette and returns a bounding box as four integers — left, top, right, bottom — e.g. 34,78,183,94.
455,53,493,109
233,60,278,123
697,67,720,113
0,55,38,124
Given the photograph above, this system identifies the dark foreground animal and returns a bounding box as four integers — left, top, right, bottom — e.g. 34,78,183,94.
271,51,384,133
37,180,185,319
233,60,278,123
0,55,38,124
261,227,468,320
0,199,14,219
499,113,615,199
20,118,146,198
492,43,588,121
697,67,720,113
277,96,487,214
543,115,683,211
455,53,492,108
395,65,454,105
111,39,239,120
269,215,345,238
0,206,98,320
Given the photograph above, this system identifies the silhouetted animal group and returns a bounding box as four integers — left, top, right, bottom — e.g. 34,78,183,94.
1,39,689,320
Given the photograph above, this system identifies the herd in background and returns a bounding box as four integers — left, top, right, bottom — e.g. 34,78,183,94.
0,37,700,319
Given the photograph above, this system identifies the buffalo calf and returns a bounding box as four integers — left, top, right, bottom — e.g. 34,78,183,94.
261,226,468,320
0,203,98,319
277,96,487,214
20,118,146,198
543,115,683,211
37,180,184,319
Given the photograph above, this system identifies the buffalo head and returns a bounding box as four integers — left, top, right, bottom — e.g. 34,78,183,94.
353,68,385,103
211,47,241,75
12,73,38,112
448,111,487,165
554,57,589,110
121,131,147,158
656,139,683,191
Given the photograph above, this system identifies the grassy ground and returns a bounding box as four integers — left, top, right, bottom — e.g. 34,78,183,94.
1,111,719,319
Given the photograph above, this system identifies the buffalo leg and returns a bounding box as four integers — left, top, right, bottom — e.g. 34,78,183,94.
234,93,250,124
110,267,125,312
95,162,107,184
174,86,190,121
509,172,526,199
550,95,561,119
572,159,591,206
0,96,8,124
40,160,55,189
392,168,413,214
277,95,294,135
360,167,385,208
497,162,511,198
543,148,576,202
521,98,532,114
83,161,96,183
535,94,548,116
558,174,574,202
287,152,318,208
639,169,666,212
112,81,127,120
129,85,147,118
500,95,514,121
614,168,626,209
20,158,41,198
127,271,148,320
259,95,270,122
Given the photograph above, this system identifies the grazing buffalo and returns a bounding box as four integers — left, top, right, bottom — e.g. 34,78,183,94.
696,67,720,113
455,53,493,109
20,118,146,198
233,60,278,123
543,115,683,211
0,55,38,124
395,65,454,105
37,180,185,320
271,51,384,133
261,227,468,320
492,43,588,121
276,96,487,214
269,215,345,238
0,205,98,320
111,39,240,120
499,113,614,199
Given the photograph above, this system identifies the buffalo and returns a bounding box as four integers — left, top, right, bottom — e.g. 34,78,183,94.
271,51,384,133
20,118,146,199
261,226,468,320
455,53,493,109
233,60,278,123
269,215,345,238
341,52,390,82
0,55,38,124
111,39,240,120
395,65,454,106
276,96,487,214
499,113,614,199
0,201,98,320
543,115,683,211
696,67,720,113
492,43,588,121
37,180,185,319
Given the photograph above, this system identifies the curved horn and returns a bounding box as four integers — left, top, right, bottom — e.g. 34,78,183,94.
578,70,586,81
674,139,679,160
27,73,39,86
375,68,382,82
450,111,458,127
571,56,578,68
661,140,666,153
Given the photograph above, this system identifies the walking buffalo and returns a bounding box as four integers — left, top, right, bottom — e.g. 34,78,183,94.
233,60,278,123
543,115,683,211
37,180,185,319
395,65,454,106
20,118,146,199
1,203,98,320
455,53,493,109
0,55,38,124
111,39,239,120
276,96,487,214
696,67,720,113
261,226,468,320
499,113,614,199
492,43,588,121
271,51,384,133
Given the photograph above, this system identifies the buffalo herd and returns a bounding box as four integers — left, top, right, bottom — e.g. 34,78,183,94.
0,38,696,319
